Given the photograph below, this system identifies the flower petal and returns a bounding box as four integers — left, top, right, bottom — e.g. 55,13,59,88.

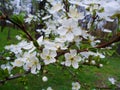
50,50,57,57
72,62,79,69
66,32,74,41
65,60,71,66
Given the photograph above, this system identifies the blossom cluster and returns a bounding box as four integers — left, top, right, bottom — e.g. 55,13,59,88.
1,0,120,89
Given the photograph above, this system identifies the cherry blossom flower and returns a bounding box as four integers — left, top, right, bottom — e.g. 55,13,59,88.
64,50,81,69
97,1,120,21
42,76,48,82
22,52,41,74
80,51,105,59
68,5,84,20
57,19,82,42
5,40,35,55
43,39,67,50
99,64,103,68
16,35,22,40
49,2,63,14
108,77,116,85
6,57,11,60
37,36,43,46
72,82,81,90
25,14,37,24
40,48,57,65
47,87,53,90
1,63,13,74
11,58,24,67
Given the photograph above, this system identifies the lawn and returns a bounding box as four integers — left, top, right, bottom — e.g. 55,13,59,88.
0,28,120,90
0,27,20,51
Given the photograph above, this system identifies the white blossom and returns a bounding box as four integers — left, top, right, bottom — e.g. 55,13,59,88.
47,87,53,90
6,57,11,60
16,35,22,40
68,5,84,20
11,58,24,67
80,51,105,59
1,63,13,74
22,52,41,74
5,40,35,55
99,64,103,68
49,2,63,14
97,1,120,21
72,82,81,90
42,76,48,82
43,39,67,50
57,19,82,42
37,36,43,46
64,50,81,69
25,14,37,24
40,48,57,65
103,29,112,33
108,77,116,85
91,60,96,65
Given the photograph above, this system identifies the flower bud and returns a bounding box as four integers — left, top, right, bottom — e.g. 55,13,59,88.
42,76,48,82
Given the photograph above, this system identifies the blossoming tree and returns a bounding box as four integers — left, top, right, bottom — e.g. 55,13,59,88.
0,0,120,89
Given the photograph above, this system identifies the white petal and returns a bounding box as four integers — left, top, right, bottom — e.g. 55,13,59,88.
73,28,82,36
65,60,71,66
50,50,57,57
37,36,43,46
57,27,67,35
31,65,37,74
74,56,81,62
40,53,46,59
43,48,49,55
37,63,41,70
1,64,6,70
66,32,74,41
50,58,56,63
72,62,79,69
44,59,50,65
65,53,71,60
23,42,33,50
12,59,23,67
70,50,77,57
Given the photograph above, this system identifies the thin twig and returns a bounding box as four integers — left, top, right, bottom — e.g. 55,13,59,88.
0,14,34,41
95,86,120,89
6,16,34,41
0,70,30,85
95,33,120,48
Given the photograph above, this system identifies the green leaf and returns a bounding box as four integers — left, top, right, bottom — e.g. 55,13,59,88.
0,11,3,15
106,50,115,56
11,14,24,25
89,48,97,52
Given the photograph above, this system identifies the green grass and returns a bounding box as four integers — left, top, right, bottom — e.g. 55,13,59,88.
0,28,120,90
0,27,20,51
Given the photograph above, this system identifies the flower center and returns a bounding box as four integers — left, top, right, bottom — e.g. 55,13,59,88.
46,56,51,60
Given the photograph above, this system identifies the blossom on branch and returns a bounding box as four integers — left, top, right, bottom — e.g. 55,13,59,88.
40,48,57,65
57,18,82,42
72,82,81,90
64,50,81,69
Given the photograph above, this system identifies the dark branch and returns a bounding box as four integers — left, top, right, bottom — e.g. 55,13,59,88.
0,70,30,85
6,16,34,41
95,86,120,89
0,14,34,41
95,33,120,48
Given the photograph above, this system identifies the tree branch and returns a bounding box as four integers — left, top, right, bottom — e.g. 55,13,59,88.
95,33,120,48
0,14,34,41
0,70,30,85
95,86,120,89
